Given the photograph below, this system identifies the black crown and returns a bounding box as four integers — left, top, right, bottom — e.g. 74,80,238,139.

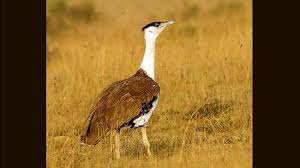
142,21,163,31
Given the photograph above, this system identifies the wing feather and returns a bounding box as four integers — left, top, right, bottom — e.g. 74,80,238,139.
81,70,160,145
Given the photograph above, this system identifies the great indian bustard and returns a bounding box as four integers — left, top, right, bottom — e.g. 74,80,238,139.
80,20,175,159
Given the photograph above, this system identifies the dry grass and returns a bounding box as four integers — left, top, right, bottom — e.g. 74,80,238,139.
47,0,252,167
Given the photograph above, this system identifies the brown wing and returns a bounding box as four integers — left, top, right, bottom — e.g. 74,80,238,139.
81,69,160,145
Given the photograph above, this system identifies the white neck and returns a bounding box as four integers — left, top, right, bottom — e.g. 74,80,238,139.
140,34,157,79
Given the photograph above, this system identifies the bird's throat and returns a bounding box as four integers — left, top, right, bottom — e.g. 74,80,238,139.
140,35,156,80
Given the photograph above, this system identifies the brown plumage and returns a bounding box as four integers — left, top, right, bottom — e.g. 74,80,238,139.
81,69,160,145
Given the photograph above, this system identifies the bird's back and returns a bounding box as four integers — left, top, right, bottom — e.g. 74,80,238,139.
81,69,160,145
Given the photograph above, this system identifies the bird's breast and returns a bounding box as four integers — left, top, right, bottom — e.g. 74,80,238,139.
132,97,159,128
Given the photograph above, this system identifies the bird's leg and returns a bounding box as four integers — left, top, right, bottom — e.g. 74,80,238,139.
110,131,114,154
115,129,121,160
141,127,152,157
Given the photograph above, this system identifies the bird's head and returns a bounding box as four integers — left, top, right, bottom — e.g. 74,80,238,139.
142,20,175,39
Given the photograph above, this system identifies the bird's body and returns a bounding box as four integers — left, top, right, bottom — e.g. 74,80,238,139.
80,20,174,159
81,69,159,145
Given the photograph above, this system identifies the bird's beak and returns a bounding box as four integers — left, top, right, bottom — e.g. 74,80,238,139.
161,20,175,27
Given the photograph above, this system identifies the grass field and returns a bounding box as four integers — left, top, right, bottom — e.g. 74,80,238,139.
47,0,252,167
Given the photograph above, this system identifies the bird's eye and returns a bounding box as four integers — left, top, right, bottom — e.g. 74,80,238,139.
154,23,160,27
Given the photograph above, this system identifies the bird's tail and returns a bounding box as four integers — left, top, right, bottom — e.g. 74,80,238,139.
80,111,109,145
80,111,99,145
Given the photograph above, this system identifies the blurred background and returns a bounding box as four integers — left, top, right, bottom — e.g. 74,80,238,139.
47,0,252,167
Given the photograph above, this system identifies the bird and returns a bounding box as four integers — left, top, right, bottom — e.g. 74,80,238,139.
80,20,175,159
